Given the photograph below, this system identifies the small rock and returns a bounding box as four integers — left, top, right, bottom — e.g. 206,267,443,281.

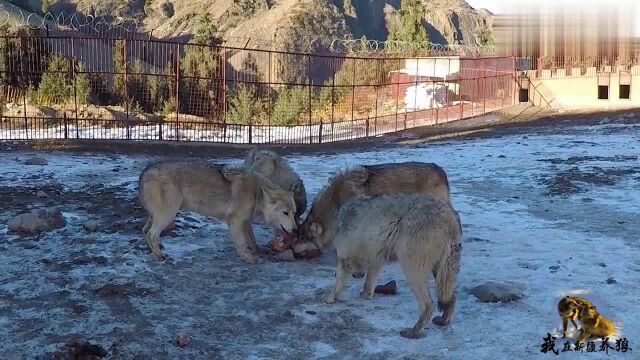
7,207,66,234
374,280,397,295
469,281,523,303
71,303,88,315
549,265,560,273
62,339,107,358
36,190,49,198
305,310,317,315
73,255,92,265
176,335,190,348
606,277,617,284
498,155,506,158
275,249,295,262
599,263,607,268
84,220,99,232
25,156,48,165
465,237,490,243
161,1,175,18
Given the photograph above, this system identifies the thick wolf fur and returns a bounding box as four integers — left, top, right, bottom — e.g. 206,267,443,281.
300,162,453,250
325,193,462,339
139,161,297,263
244,148,307,222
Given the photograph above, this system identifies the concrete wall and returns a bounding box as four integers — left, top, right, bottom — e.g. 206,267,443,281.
528,75,640,110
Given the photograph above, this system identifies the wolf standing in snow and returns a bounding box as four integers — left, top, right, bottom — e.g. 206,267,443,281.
298,162,453,254
325,193,462,339
138,161,298,263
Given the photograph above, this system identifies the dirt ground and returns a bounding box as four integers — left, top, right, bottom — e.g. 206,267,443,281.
1,108,640,359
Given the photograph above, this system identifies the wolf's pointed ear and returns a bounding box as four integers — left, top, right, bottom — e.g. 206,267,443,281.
262,187,277,204
309,221,323,236
254,156,277,176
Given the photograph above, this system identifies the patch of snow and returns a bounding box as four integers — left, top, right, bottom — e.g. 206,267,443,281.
0,119,638,358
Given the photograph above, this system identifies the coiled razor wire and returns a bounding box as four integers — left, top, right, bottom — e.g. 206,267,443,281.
0,9,140,34
329,39,496,56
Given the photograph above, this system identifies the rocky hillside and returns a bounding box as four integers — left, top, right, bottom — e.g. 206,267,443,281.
3,0,494,52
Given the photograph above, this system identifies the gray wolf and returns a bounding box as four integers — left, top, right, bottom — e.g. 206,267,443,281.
244,148,306,222
299,162,452,252
139,161,297,263
325,193,462,339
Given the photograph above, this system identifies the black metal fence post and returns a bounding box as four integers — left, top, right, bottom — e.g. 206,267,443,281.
365,116,369,137
63,113,68,139
71,37,79,137
175,44,180,141
123,38,131,140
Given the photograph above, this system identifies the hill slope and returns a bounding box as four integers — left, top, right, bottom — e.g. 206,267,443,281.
3,0,493,52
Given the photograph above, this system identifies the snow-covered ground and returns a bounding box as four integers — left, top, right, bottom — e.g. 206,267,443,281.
0,118,639,359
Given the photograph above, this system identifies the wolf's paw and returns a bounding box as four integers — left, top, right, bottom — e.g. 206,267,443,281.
359,291,374,300
153,252,170,261
432,316,449,326
399,328,423,339
239,251,260,264
325,294,337,304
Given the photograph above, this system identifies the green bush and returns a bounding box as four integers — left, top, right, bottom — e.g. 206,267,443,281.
387,0,429,44
193,13,222,45
162,99,176,116
271,87,308,125
29,55,90,105
226,84,264,124
113,40,126,102
479,28,494,46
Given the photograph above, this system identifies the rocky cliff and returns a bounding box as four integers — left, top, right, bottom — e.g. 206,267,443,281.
2,0,494,51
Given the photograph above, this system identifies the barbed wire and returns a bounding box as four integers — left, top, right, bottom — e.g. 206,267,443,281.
329,39,496,56
0,9,140,34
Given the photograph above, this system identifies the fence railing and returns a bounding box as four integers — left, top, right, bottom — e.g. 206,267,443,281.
0,35,517,144
515,55,640,80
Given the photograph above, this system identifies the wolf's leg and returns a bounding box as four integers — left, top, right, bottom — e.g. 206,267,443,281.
142,217,152,250
360,263,382,300
570,316,578,331
562,317,569,338
243,221,260,254
399,261,433,339
326,259,350,304
146,209,177,261
228,219,260,264
142,217,151,234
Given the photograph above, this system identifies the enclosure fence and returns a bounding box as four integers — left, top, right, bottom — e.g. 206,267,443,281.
0,35,518,144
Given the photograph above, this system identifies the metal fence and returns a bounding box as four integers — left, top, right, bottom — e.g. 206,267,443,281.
0,35,517,144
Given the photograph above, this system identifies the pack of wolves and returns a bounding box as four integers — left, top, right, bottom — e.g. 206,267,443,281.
139,148,460,339
138,148,614,342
